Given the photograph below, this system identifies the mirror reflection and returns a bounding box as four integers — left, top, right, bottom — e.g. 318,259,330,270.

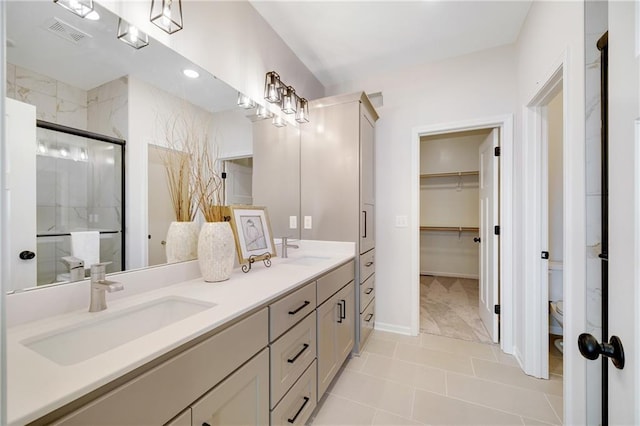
5,0,301,293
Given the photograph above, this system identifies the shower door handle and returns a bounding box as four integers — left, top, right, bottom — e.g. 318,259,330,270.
473,237,481,243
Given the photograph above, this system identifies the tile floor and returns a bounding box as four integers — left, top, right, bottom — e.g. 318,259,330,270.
420,276,492,344
310,331,563,426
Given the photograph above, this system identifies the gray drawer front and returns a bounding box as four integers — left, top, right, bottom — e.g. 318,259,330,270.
359,275,375,313
360,299,375,349
271,360,317,426
359,249,375,283
317,261,355,305
270,281,316,341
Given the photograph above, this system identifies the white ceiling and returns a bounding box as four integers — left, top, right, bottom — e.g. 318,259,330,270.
6,1,238,114
249,1,533,88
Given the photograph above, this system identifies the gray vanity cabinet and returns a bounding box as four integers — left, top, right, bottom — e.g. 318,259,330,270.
316,261,356,400
301,92,378,354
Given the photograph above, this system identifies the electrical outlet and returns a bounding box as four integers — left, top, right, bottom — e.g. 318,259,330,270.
304,216,312,229
395,215,408,228
289,216,297,229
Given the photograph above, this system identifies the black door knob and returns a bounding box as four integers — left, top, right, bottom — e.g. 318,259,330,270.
578,333,625,369
473,237,481,243
19,250,36,260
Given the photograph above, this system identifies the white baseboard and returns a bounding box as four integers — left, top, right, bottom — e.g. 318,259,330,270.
374,321,415,336
420,271,480,280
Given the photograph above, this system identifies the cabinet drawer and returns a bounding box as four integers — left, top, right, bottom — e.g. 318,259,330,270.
360,299,375,349
270,281,316,341
271,360,317,426
317,261,355,305
270,313,317,408
359,249,375,283
53,309,268,426
359,275,375,313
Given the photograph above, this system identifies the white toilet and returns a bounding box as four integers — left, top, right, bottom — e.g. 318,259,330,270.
550,300,564,353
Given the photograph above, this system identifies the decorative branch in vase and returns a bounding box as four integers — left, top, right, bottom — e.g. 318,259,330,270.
159,113,200,263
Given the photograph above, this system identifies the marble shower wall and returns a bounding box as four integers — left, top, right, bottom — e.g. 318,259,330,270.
6,63,127,283
584,1,607,424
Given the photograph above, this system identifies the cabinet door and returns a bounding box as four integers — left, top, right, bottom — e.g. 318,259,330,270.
336,281,355,364
360,110,375,206
317,294,340,398
360,204,375,254
192,348,269,426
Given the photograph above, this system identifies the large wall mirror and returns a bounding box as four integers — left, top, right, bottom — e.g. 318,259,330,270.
5,0,301,293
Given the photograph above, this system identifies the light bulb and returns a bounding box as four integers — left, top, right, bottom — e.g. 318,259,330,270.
129,26,139,43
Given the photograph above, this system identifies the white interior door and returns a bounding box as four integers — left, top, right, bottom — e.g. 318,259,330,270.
147,145,175,266
479,129,499,343
224,159,253,205
607,1,639,423
6,98,37,287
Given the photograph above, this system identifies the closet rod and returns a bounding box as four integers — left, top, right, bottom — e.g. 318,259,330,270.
419,226,479,232
420,171,479,178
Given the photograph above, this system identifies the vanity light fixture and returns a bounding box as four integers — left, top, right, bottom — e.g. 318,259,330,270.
263,71,310,124
37,141,48,155
237,92,256,109
117,18,149,50
295,97,310,123
281,86,297,114
264,71,282,104
256,104,273,119
272,115,287,128
54,0,94,18
150,0,183,34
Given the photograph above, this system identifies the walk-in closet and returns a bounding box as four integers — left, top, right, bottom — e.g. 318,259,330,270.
420,129,492,343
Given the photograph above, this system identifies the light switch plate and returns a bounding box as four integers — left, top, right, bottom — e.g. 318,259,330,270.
395,215,408,228
304,216,312,229
289,216,297,229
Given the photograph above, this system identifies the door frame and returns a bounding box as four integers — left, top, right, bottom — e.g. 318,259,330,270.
523,50,584,425
411,114,513,353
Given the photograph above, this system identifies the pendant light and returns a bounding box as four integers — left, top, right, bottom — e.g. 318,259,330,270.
264,71,282,104
281,86,297,114
295,97,310,123
237,93,256,109
117,18,149,49
54,0,94,18
150,0,183,34
256,104,274,119
272,115,287,128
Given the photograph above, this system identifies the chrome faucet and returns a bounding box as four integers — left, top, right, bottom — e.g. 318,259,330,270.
280,237,299,259
89,262,124,312
61,256,85,282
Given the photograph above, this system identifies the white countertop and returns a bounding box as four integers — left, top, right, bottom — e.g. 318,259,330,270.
7,240,355,425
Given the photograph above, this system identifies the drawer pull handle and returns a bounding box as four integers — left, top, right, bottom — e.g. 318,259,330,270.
203,423,211,426
288,300,311,315
337,301,343,323
287,343,310,363
365,288,373,295
365,313,374,322
365,261,374,267
287,396,310,424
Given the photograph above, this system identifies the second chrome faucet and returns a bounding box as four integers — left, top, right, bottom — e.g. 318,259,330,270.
280,237,299,259
89,262,124,312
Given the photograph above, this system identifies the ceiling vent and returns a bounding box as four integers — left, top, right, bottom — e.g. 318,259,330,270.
43,18,92,44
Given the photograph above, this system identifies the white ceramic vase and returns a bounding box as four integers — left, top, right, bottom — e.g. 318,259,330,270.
198,221,235,282
165,221,199,263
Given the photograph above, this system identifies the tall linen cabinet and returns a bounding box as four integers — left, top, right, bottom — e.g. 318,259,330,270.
301,92,378,353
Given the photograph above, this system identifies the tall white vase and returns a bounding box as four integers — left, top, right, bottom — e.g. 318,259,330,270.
165,221,199,263
198,221,235,282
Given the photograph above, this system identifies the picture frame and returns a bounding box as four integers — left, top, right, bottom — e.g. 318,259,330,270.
227,205,276,264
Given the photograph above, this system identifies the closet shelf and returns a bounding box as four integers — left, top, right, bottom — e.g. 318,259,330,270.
420,226,479,232
420,171,479,179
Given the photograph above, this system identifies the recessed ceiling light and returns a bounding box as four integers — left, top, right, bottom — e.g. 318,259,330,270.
85,10,100,20
182,69,199,79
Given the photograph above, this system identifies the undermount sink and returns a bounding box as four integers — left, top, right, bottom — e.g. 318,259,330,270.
23,296,216,366
282,255,331,266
